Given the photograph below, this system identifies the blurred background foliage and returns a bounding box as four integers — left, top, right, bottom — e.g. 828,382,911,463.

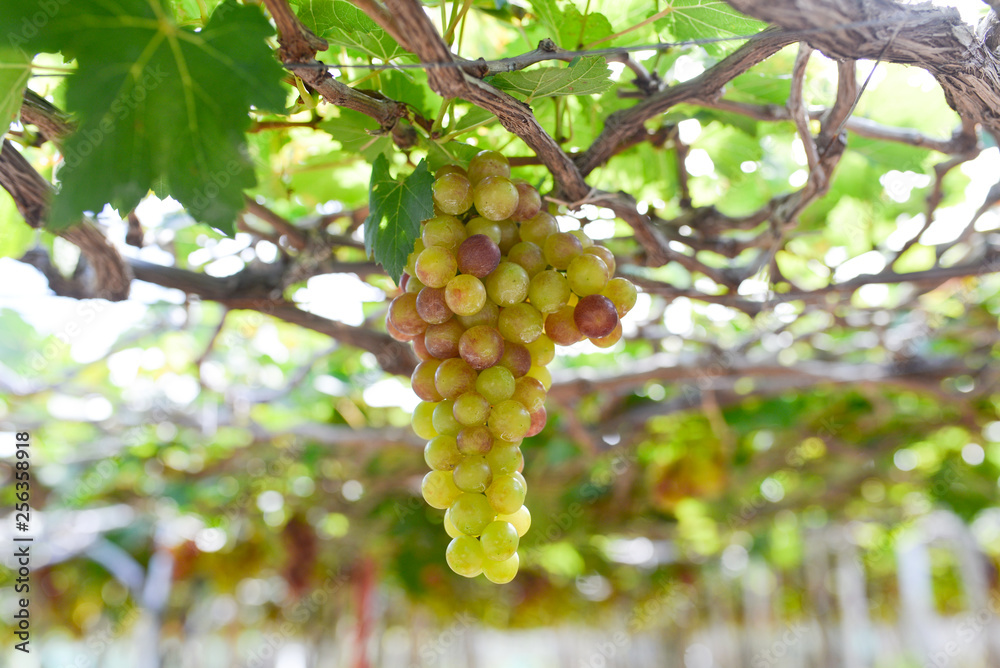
1,0,1000,666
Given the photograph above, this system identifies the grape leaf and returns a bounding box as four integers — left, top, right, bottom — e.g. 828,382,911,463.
5,0,287,235
0,47,31,127
558,7,613,49
452,106,496,134
423,139,481,172
171,0,226,24
293,0,403,61
491,56,613,100
380,71,432,118
529,0,563,42
656,0,765,55
364,156,434,283
319,109,393,163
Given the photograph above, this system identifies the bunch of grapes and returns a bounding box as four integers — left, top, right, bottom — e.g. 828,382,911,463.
385,151,638,583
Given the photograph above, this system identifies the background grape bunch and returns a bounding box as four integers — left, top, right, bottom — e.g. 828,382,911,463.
385,151,638,583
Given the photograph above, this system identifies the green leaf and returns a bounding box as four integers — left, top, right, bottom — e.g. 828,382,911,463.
17,0,287,235
656,0,766,55
171,0,226,25
0,47,31,127
558,6,613,50
364,156,434,283
452,106,496,135
379,71,431,119
294,0,403,61
491,56,613,100
423,139,481,172
529,0,563,42
0,190,33,258
319,109,393,163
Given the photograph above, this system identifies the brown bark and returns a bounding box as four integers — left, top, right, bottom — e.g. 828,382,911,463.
724,0,1000,137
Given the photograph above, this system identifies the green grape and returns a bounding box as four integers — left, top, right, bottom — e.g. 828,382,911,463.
434,357,478,400
457,425,494,455
422,214,467,249
422,470,463,509
404,273,425,294
415,245,458,288
411,359,443,402
436,164,466,179
475,365,515,404
512,376,546,414
510,470,526,492
498,341,531,378
488,399,531,441
453,454,493,493
467,150,510,184
574,294,619,338
484,261,530,307
525,335,555,366
544,304,584,346
519,211,558,246
415,287,453,325
483,552,519,584
480,520,519,561
497,219,520,255
526,405,547,437
569,229,594,248
424,434,463,471
528,270,571,313
602,277,638,316
584,245,616,275
458,325,505,370
497,506,531,537
433,173,475,215
453,391,491,426
412,401,439,440
388,292,427,336
525,364,552,391
432,399,462,436
507,241,546,277
449,493,495,536
511,179,542,222
498,303,544,345
486,474,526,515
486,441,523,475
590,320,623,348
443,507,463,538
404,238,425,276
445,274,487,317
456,234,501,278
465,217,503,244
455,300,499,329
473,175,519,221
423,319,465,359
446,535,485,577
566,253,610,297
543,231,584,270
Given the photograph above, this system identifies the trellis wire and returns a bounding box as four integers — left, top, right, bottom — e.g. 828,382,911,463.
288,17,917,71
